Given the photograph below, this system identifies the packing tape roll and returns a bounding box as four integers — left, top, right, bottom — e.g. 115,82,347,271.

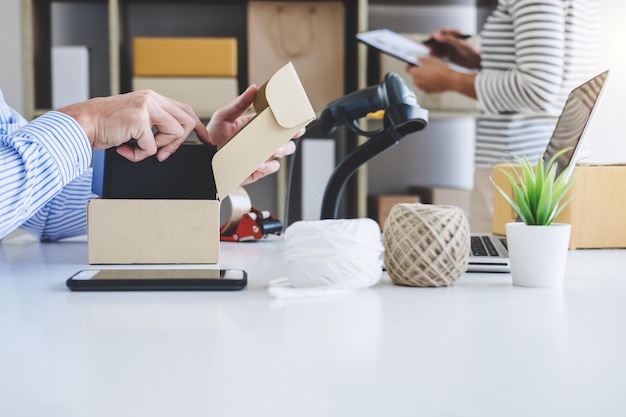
220,186,252,235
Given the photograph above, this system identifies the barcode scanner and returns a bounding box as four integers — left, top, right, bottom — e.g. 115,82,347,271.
319,72,427,138
317,72,429,219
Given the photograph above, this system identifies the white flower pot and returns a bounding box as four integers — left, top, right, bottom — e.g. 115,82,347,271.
505,222,572,288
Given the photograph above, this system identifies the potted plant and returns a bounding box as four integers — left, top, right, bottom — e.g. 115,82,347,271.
491,148,575,288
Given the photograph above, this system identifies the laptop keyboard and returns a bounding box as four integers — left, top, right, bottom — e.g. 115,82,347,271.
471,235,507,257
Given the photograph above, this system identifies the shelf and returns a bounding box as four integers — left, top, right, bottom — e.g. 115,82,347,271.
22,0,366,117
22,0,367,219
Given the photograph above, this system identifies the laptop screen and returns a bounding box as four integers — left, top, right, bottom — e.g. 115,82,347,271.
542,70,609,176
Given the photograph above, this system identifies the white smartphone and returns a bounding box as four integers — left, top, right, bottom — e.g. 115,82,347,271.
66,269,247,291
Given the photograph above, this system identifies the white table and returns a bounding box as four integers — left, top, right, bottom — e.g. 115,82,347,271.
1,235,626,416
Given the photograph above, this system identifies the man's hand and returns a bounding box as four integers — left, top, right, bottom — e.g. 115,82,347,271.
58,90,211,162
205,84,302,185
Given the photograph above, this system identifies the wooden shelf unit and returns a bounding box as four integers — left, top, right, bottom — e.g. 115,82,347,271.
21,0,368,219
22,0,367,119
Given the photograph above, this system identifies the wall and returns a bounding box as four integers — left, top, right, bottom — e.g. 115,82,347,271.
1,0,23,113
585,1,626,164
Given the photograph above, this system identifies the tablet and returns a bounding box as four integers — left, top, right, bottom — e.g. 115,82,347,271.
357,28,429,66
356,28,473,73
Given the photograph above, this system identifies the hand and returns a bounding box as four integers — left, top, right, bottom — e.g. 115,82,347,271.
58,90,211,162
406,57,455,93
205,84,303,185
426,28,481,70
204,84,258,148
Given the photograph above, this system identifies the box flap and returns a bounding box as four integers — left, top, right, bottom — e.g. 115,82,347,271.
258,62,316,129
212,62,316,200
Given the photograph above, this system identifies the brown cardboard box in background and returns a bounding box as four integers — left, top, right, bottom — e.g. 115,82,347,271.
133,37,238,77
408,186,471,217
368,194,421,229
88,62,316,264
492,164,626,249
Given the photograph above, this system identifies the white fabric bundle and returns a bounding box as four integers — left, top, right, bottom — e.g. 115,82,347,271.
268,218,384,299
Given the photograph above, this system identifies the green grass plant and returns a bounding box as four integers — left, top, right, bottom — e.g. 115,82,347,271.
491,148,575,226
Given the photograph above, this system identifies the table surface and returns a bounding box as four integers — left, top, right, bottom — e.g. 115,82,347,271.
1,234,625,417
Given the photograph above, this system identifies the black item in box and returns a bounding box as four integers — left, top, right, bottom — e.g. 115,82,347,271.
92,142,218,199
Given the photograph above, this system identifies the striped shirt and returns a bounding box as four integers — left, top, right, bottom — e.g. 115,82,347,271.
474,0,601,167
0,89,95,240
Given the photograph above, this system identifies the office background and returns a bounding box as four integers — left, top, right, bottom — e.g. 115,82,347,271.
2,0,625,220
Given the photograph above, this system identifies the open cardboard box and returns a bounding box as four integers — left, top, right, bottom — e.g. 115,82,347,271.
88,62,316,264
492,163,626,249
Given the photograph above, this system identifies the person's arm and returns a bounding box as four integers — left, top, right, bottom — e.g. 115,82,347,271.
475,0,566,114
405,26,481,99
1,89,211,240
58,89,211,161
426,28,482,70
0,109,93,240
20,170,96,241
407,57,478,99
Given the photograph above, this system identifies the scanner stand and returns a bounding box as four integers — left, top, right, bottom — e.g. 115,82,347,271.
320,101,428,219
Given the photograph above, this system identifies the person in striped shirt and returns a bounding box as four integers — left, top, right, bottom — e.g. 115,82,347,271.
406,0,601,232
0,85,296,241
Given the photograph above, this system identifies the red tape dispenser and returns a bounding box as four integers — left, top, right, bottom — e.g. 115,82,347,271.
220,186,283,242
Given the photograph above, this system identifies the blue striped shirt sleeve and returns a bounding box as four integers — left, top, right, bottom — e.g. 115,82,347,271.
20,169,96,241
1,91,93,240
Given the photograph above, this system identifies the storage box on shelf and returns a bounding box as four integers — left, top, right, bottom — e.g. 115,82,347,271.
132,37,239,119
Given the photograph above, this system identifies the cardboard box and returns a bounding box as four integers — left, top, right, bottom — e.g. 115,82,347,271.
133,37,238,77
88,199,220,264
368,194,421,229
132,77,238,119
88,62,315,264
408,186,471,216
492,164,626,249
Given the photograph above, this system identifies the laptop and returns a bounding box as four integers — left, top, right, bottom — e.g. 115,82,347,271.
467,69,610,272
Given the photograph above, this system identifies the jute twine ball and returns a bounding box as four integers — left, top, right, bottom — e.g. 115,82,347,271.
383,203,470,287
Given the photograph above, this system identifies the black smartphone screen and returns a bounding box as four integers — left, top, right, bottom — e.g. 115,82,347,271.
66,269,247,291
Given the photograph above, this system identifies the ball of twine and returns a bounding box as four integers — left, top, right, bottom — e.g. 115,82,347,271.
383,203,469,287
282,218,384,290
